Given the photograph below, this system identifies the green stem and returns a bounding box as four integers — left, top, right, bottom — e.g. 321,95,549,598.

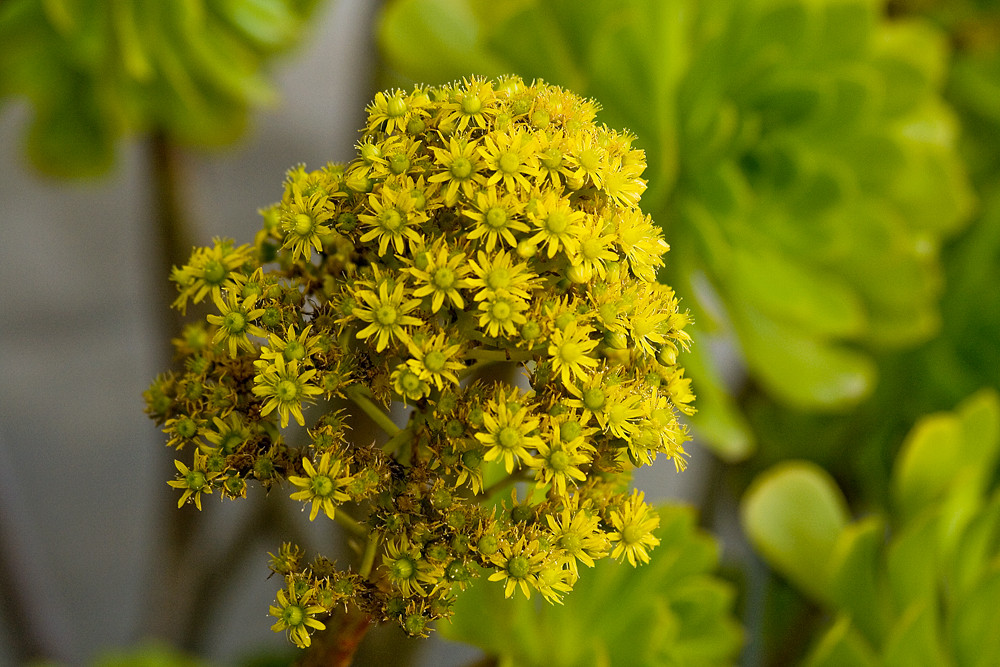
359,533,380,579
381,426,413,455
464,347,534,363
334,509,367,538
345,385,400,437
482,469,530,499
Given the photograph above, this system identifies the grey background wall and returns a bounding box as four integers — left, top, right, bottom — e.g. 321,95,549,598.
0,2,707,663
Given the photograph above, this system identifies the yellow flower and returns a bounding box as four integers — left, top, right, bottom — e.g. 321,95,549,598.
463,188,529,251
206,291,267,358
280,184,334,261
441,76,498,132
359,186,427,256
545,505,609,574
170,238,253,314
366,88,429,135
548,322,600,389
478,294,529,339
467,249,537,302
168,451,220,510
406,333,464,390
475,388,542,473
614,209,668,282
428,135,486,205
568,217,619,283
487,535,546,599
252,356,323,428
391,363,431,403
288,451,351,521
407,241,472,312
269,580,327,648
528,190,586,259
608,490,661,566
353,281,423,352
528,433,590,497
478,129,537,192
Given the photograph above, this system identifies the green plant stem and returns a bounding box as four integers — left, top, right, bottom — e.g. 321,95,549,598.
482,469,530,498
297,604,373,667
464,347,534,363
381,425,413,455
335,508,367,538
345,384,401,436
142,130,201,646
359,532,380,579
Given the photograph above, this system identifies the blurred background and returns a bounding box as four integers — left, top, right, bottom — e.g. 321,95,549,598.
2,0,999,665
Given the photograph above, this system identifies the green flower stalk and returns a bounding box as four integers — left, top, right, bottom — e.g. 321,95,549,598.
145,76,694,651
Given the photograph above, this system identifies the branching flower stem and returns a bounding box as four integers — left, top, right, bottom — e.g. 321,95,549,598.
345,385,401,436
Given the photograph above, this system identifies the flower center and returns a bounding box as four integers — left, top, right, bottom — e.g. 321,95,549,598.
203,260,227,285
461,96,482,114
450,157,473,179
380,208,403,232
400,371,422,393
623,525,645,545
423,350,446,372
578,148,600,172
486,267,511,290
376,305,398,326
186,470,206,490
583,387,605,411
541,148,563,170
391,556,416,580
507,554,529,579
558,341,582,363
389,153,410,174
293,213,315,236
282,604,306,627
499,152,520,174
386,96,407,117
545,211,569,234
486,207,508,229
311,474,334,497
283,340,306,361
560,532,582,553
581,238,603,259
223,312,247,333
490,299,512,322
549,449,570,471
432,266,456,289
498,426,521,449
276,379,299,401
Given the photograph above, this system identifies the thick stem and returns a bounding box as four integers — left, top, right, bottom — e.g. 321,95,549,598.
141,131,200,645
345,385,401,437
297,604,373,667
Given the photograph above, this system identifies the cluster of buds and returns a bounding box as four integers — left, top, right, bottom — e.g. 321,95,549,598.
145,75,694,648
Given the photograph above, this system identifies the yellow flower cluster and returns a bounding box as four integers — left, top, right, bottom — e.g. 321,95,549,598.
146,76,694,646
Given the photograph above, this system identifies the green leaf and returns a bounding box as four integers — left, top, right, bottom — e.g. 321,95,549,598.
726,244,867,339
826,515,890,645
949,568,1000,667
892,389,1000,521
881,602,949,667
803,616,879,667
731,301,876,410
740,461,850,602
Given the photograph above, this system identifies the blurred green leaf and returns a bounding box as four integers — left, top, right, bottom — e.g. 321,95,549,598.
804,616,879,667
740,461,849,602
0,0,322,177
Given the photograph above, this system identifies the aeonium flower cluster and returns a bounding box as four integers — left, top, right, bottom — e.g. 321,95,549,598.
145,75,695,648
